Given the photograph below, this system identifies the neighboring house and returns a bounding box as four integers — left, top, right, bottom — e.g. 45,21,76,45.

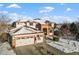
9,26,44,48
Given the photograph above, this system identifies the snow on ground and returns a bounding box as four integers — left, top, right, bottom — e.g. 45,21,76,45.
0,42,16,55
47,38,79,53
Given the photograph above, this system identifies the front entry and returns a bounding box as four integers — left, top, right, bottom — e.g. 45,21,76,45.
43,28,47,35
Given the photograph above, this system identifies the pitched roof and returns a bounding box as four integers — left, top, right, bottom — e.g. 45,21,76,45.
10,26,43,35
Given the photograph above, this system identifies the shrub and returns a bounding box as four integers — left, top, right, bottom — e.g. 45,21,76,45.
54,30,59,36
61,31,64,36
0,32,8,42
76,33,79,41
53,36,59,41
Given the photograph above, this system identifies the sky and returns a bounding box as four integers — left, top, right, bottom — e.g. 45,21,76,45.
0,3,79,23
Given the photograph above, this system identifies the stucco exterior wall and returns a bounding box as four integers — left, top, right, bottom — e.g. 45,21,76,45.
12,32,44,47
16,22,26,27
36,37,44,43
30,23,37,28
51,23,54,28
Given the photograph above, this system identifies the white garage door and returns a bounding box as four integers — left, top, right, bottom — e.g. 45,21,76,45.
16,38,34,47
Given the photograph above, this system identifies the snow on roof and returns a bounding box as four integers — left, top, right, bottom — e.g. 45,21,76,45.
10,26,42,35
10,26,22,33
14,27,34,34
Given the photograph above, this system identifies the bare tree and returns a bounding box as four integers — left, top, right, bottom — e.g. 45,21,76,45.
60,22,70,40
0,14,12,42
0,14,11,33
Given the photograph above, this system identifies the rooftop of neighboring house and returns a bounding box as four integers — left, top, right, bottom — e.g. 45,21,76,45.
9,26,43,36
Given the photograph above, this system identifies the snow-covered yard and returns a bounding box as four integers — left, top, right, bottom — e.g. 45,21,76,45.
47,38,79,53
0,42,16,55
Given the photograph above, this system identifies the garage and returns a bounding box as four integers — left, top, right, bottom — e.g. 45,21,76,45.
16,38,34,47
9,26,44,48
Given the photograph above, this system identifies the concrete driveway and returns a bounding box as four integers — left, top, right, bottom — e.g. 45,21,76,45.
14,44,44,55
13,43,55,55
0,42,16,55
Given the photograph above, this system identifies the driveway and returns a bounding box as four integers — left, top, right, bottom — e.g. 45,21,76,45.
13,43,55,55
0,42,16,55
14,43,45,55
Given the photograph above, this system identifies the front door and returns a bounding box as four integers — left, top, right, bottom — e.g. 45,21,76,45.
43,28,47,35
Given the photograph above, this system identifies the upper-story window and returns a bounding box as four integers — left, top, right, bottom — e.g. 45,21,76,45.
24,22,27,26
18,22,19,24
30,22,33,26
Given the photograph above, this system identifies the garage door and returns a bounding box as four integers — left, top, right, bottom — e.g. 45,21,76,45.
16,38,34,47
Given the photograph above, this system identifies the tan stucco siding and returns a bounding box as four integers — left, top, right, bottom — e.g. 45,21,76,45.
16,22,26,27
12,32,44,47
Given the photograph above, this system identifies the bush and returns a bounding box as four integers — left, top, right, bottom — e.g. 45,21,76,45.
76,33,79,41
54,30,59,36
61,31,64,36
53,36,59,41
0,32,8,42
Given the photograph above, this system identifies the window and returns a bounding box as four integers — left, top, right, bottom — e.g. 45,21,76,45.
30,22,33,26
48,28,52,33
30,36,33,38
40,35,43,37
37,35,39,37
17,37,21,40
22,37,25,39
27,36,30,38
50,30,52,33
25,22,27,26
24,37,27,39
37,35,41,40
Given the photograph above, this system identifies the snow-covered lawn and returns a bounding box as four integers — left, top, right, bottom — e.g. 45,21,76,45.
47,38,79,53
0,42,16,55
